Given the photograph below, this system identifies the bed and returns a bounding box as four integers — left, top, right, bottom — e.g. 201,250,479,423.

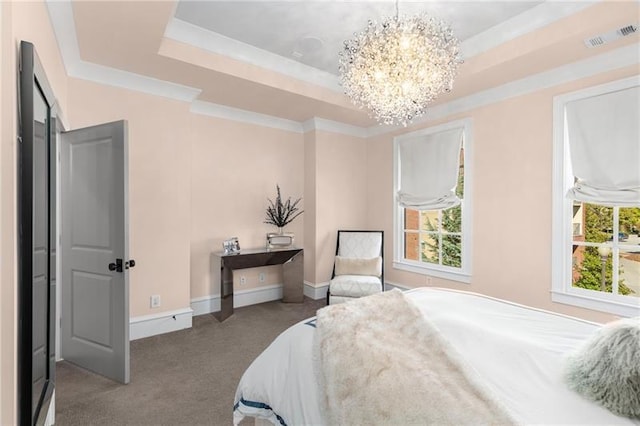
233,287,639,425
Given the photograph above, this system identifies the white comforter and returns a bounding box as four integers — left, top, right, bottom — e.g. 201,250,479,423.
233,287,640,425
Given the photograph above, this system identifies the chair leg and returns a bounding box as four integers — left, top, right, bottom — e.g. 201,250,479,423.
326,289,330,305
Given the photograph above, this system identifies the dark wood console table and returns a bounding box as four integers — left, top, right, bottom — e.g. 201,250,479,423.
211,247,304,321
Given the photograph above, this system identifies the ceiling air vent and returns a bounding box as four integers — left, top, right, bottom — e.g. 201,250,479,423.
619,24,637,37
585,36,605,48
584,23,638,48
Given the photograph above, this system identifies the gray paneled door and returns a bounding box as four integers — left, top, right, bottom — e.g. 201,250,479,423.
60,120,129,384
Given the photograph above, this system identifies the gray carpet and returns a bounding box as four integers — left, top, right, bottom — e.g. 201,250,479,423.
55,297,325,425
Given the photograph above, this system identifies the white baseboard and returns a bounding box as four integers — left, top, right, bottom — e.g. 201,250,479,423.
191,294,221,316
236,284,283,308
191,282,331,317
192,284,285,316
304,281,329,300
130,307,193,340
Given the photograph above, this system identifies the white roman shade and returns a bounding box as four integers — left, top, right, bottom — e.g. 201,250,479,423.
565,86,640,206
397,127,463,210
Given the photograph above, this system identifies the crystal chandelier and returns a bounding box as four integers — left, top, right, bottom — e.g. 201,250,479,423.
338,3,462,126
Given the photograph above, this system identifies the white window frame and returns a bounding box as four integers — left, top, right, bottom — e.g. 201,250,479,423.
393,118,473,283
552,76,640,317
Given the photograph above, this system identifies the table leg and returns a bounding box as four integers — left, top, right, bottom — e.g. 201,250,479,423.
282,251,304,303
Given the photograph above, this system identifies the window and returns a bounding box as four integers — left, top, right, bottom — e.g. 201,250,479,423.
393,119,472,282
552,77,639,316
571,203,640,296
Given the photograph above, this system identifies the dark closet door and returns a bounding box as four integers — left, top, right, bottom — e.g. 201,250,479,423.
18,40,58,426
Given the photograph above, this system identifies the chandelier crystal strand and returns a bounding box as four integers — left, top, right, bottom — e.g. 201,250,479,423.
339,13,462,126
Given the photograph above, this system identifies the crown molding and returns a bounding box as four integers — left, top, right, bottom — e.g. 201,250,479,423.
302,117,369,138
164,17,342,93
45,0,80,71
71,61,202,103
460,1,598,59
46,0,201,103
190,100,303,134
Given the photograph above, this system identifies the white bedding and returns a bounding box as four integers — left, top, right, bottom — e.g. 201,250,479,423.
233,287,640,425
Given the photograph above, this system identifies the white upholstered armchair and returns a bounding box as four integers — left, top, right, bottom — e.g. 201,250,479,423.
327,230,384,305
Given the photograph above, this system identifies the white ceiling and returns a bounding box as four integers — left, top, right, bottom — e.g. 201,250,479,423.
174,1,543,75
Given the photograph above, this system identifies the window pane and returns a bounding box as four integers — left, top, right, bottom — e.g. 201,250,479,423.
421,211,439,232
442,205,462,233
456,147,464,198
582,203,613,244
619,247,639,297
404,232,419,261
420,234,439,264
442,235,461,267
571,202,585,241
405,209,419,231
619,206,640,238
572,245,612,293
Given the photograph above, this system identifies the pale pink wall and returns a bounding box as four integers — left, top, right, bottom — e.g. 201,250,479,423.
313,130,368,284
303,129,368,287
1,1,70,423
366,66,639,324
68,78,192,316
50,71,308,318
64,78,308,315
189,115,304,298
303,131,317,284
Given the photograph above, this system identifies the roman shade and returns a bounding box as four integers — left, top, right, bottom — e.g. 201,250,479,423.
397,127,463,210
565,86,640,206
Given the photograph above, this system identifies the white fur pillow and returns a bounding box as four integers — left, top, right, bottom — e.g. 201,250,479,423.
564,317,640,419
334,256,382,277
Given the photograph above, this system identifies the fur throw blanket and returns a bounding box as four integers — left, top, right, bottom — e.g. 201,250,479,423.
314,290,516,425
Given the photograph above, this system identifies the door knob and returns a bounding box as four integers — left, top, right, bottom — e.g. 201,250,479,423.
108,258,123,272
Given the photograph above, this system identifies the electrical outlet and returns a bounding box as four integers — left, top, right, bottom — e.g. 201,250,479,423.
240,276,246,285
259,272,266,283
150,294,161,308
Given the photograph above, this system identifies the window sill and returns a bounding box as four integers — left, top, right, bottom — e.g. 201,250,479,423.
393,261,471,284
551,290,640,318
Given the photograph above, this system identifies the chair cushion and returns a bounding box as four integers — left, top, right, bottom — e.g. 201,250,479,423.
334,256,382,277
329,275,382,298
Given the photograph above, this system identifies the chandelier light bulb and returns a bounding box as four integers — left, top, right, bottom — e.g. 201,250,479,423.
339,12,463,126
